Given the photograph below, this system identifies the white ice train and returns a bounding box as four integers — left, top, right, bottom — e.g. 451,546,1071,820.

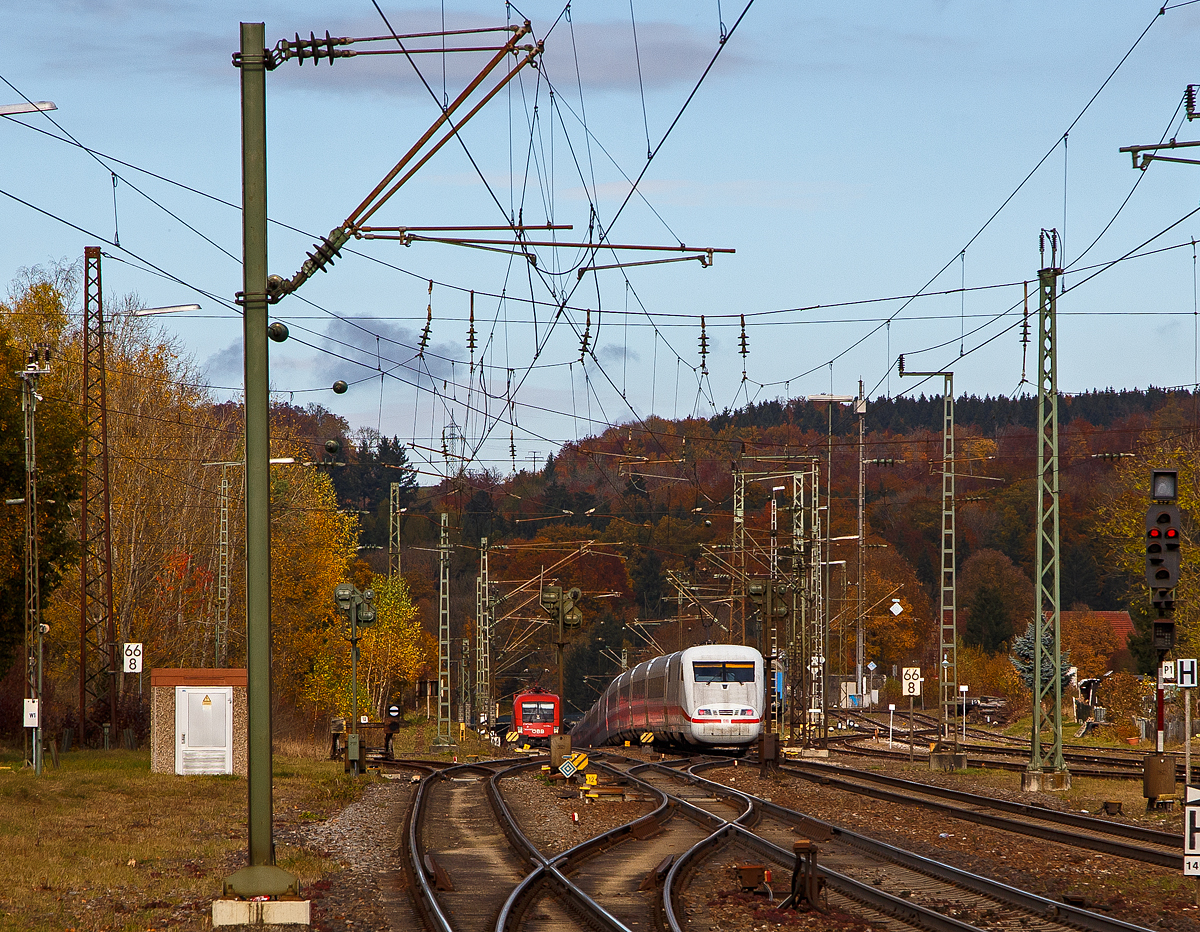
571,644,764,749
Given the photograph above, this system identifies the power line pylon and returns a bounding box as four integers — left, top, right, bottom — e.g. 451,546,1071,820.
900,360,958,750
79,246,117,746
389,481,402,578
791,462,824,751
215,465,233,666
435,512,452,745
20,342,52,771
1025,230,1070,791
732,465,745,645
476,537,491,731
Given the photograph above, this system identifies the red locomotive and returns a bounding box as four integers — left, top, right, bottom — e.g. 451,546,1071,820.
512,686,560,744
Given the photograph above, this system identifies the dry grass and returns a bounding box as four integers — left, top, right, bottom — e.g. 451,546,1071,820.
0,716,506,931
0,742,366,932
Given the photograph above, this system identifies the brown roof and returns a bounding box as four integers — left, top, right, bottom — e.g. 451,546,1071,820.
1056,610,1134,649
149,668,248,687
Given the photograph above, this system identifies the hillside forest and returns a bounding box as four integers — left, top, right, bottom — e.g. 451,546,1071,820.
0,263,1192,742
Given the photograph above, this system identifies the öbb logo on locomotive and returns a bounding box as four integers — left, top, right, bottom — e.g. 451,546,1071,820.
571,644,764,749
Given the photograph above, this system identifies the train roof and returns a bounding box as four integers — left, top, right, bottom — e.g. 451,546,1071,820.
621,644,763,679
513,686,558,699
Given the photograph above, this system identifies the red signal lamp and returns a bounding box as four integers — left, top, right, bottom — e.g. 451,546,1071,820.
1149,528,1162,538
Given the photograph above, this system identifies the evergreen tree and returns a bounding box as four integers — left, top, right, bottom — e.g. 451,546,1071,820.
1009,620,1072,693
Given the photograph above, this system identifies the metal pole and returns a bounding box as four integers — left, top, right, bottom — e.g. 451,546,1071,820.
437,513,451,744
227,24,295,897
350,601,359,775
909,695,914,763
389,482,401,579
1157,664,1165,754
216,464,231,666
856,383,865,708
1186,688,1192,784
478,538,490,731
1027,232,1068,786
22,371,38,771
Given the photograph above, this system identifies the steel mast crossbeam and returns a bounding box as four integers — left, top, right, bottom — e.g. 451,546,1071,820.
899,362,957,749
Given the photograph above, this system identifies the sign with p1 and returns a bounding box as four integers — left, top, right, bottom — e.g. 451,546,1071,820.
1179,658,1198,689
902,667,922,697
123,642,143,674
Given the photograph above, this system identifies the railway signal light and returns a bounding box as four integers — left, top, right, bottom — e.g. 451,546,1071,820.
562,587,583,628
540,585,562,616
1152,469,1179,502
1146,502,1182,610
1146,470,1183,621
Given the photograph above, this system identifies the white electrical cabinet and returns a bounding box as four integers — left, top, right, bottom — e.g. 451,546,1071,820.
174,686,234,775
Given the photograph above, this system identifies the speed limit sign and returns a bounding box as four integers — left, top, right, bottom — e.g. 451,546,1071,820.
902,667,922,697
123,642,143,674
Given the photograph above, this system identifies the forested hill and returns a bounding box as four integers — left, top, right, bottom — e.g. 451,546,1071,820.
710,387,1197,436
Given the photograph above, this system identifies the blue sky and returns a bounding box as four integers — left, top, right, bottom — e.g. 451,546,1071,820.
3,2,1200,478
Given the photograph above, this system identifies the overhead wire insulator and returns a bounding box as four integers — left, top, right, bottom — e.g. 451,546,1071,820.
897,354,905,376
1020,280,1030,383
698,315,709,375
738,314,748,380
580,309,591,362
467,290,477,357
269,226,351,302
418,281,433,357
1188,84,1198,121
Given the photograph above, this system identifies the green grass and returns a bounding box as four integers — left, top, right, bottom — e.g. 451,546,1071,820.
0,744,365,932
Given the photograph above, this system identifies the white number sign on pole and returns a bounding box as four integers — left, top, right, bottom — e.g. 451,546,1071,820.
902,667,922,697
23,698,39,728
1186,786,1200,876
1180,659,1198,689
1163,660,1177,683
123,642,143,674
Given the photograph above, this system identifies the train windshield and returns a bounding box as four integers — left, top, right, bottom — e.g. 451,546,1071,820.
521,701,556,723
692,662,756,683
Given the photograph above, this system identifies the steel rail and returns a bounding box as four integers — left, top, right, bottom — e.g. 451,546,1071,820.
680,759,1159,932
615,759,992,932
489,758,676,932
779,758,1179,850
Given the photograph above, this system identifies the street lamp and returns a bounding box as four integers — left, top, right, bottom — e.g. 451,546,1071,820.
0,101,56,116
132,304,201,316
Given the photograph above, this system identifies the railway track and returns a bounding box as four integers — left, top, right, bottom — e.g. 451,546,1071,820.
405,754,693,931
602,752,1159,932
766,758,1181,868
831,708,1192,779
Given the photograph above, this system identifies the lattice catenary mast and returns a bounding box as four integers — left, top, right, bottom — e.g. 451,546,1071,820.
79,246,117,745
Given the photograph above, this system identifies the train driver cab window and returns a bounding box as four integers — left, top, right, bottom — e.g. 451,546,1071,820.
692,662,756,683
521,701,556,723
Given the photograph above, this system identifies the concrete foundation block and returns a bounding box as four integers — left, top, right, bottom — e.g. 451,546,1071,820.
1021,769,1071,792
929,752,966,771
212,898,311,927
